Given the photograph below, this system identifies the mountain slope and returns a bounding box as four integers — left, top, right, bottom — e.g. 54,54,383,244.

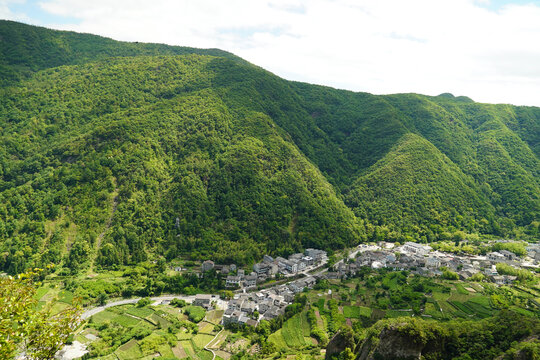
0,54,364,273
0,21,538,274
291,85,540,237
345,133,495,240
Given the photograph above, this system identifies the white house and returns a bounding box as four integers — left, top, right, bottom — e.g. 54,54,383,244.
402,242,432,256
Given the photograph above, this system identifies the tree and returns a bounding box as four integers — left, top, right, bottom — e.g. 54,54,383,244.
338,348,356,360
97,292,108,306
137,297,152,307
0,269,81,359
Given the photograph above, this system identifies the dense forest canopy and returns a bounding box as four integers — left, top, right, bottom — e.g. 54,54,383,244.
0,20,538,274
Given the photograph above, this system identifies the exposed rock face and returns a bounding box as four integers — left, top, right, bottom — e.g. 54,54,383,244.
354,325,427,360
369,327,423,360
326,324,424,360
325,328,356,360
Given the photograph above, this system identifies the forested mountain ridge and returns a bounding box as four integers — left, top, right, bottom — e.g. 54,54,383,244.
0,20,242,85
0,21,538,274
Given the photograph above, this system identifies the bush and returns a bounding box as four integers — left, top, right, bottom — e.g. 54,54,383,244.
184,305,206,323
442,270,459,280
137,297,152,307
170,298,187,308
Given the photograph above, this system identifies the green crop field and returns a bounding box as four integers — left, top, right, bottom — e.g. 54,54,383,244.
424,302,441,318
268,329,289,350
113,314,141,327
149,313,170,328
385,310,413,318
343,306,360,318
91,310,116,324
79,301,222,359
455,283,469,295
448,292,471,302
181,340,196,358
125,305,155,318
115,339,143,359
269,312,313,350
193,333,214,348
343,305,372,318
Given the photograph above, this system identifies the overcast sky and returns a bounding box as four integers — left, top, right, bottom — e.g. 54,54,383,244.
2,0,540,106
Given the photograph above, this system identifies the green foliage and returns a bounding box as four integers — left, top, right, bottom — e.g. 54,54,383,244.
442,269,459,280
491,242,528,257
136,297,152,308
170,298,187,308
365,310,540,360
183,305,206,323
0,269,81,360
496,263,537,283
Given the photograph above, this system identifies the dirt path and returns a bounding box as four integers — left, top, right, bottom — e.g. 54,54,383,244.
95,187,119,250
204,328,224,360
88,181,119,274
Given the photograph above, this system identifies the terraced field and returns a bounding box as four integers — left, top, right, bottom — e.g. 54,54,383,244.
268,311,313,350
343,305,372,318
78,302,223,359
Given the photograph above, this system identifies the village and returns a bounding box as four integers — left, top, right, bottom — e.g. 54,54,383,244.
187,248,328,327
327,241,540,286
184,241,539,328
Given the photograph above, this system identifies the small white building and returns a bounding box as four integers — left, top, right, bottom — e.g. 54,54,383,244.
487,252,505,262
226,275,242,288
402,242,432,256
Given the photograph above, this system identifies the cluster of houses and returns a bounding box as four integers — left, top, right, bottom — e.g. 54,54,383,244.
222,275,318,327
183,241,538,329
326,241,536,286
224,248,327,289
178,249,327,327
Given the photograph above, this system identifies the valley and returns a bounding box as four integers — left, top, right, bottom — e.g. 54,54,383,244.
0,20,539,360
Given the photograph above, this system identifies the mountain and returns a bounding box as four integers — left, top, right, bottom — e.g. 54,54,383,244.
0,21,538,274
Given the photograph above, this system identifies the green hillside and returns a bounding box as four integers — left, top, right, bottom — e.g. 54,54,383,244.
292,86,540,239
345,133,495,240
0,53,363,273
0,21,538,274
0,20,242,85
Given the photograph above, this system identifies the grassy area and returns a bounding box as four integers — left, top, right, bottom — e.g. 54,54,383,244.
268,329,288,350
34,286,50,300
343,305,372,318
181,340,196,358
124,305,154,318
205,309,224,324
113,314,141,327
193,333,214,348
115,339,143,359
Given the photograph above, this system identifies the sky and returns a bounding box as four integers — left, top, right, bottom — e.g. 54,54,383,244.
2,0,540,106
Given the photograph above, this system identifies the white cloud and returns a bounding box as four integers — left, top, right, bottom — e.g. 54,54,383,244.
8,0,540,106
0,0,30,22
